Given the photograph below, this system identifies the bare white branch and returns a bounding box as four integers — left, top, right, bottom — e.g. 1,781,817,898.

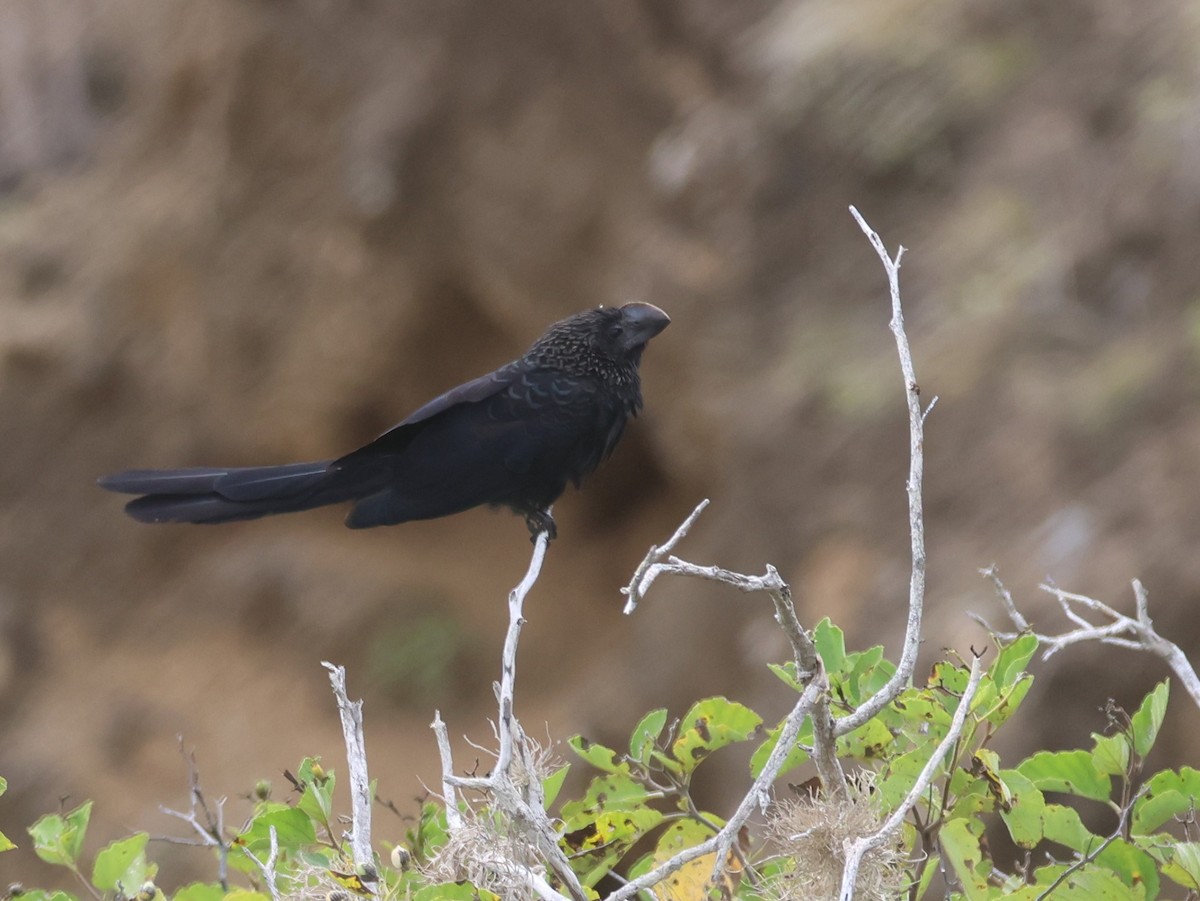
241,825,281,901
159,802,220,847
982,575,1200,710
621,498,710,614
495,526,551,778
980,565,1028,632
610,210,937,896
921,394,939,424
476,856,575,901
608,680,823,901
617,505,846,888
620,504,846,810
838,655,985,900
836,207,931,736
322,661,376,887
1132,578,1152,622
430,711,465,831
428,527,584,901
158,743,230,891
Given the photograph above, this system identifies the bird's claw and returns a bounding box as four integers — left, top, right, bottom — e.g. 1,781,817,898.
525,509,557,542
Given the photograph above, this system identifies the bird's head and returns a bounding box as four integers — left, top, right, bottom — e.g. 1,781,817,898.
602,303,671,360
530,303,672,369
528,302,670,374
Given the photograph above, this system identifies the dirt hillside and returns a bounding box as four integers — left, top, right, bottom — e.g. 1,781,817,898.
2,0,1200,887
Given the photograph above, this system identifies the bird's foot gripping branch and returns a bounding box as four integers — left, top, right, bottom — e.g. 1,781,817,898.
523,507,558,542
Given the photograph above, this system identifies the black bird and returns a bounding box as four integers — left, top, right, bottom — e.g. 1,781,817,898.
99,302,669,539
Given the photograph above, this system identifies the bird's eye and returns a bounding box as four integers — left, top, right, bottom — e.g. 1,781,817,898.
608,323,624,339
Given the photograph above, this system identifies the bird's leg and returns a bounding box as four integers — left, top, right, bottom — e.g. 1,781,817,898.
524,508,557,542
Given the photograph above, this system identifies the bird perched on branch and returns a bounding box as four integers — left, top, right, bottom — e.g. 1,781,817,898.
99,303,670,540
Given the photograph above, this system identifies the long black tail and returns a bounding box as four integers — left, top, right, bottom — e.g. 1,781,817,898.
97,461,364,524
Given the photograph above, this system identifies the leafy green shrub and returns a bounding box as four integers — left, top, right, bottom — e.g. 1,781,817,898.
5,622,1198,899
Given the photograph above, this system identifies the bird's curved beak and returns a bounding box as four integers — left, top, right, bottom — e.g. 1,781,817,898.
619,302,671,350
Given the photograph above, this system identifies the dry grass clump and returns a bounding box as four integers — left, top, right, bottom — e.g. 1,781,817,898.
761,772,909,901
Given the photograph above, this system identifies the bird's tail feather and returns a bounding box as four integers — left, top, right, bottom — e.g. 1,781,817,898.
97,460,361,524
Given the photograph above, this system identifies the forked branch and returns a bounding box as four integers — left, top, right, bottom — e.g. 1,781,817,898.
977,572,1200,710
430,527,586,901
616,209,937,896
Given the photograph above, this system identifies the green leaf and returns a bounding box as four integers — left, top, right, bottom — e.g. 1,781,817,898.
843,644,888,706
974,748,1003,781
977,675,1034,728
580,806,667,849
854,651,896,700
1051,835,1159,898
767,661,804,692
92,832,154,891
813,619,847,674
991,633,1038,688
28,800,92,867
559,772,653,831
1133,767,1200,834
253,803,316,845
969,748,1018,816
629,708,668,764
626,818,725,897
231,804,316,873
1094,838,1159,898
1131,681,1169,759
223,892,278,901
542,763,570,808
835,716,894,762
945,775,992,822
408,801,450,861
1017,749,1112,802
939,817,990,900
648,748,685,776
564,807,665,887
1092,732,1131,777
965,676,998,720
627,817,716,880
1155,840,1200,891
749,716,812,780
1042,803,1099,854
997,770,1045,849
878,741,942,812
173,883,228,901
879,686,952,740
1027,863,1144,899
296,757,336,825
0,775,11,852
929,661,970,695
568,735,629,774
671,697,762,773
912,853,940,900
0,776,9,851
63,800,91,862
414,882,500,900
557,757,672,886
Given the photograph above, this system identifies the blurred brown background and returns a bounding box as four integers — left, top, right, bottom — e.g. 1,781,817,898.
3,0,1200,888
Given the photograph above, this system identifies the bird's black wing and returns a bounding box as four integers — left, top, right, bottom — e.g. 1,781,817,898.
332,360,525,465
334,363,615,529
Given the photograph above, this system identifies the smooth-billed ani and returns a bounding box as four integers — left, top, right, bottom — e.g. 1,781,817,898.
98,302,670,539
